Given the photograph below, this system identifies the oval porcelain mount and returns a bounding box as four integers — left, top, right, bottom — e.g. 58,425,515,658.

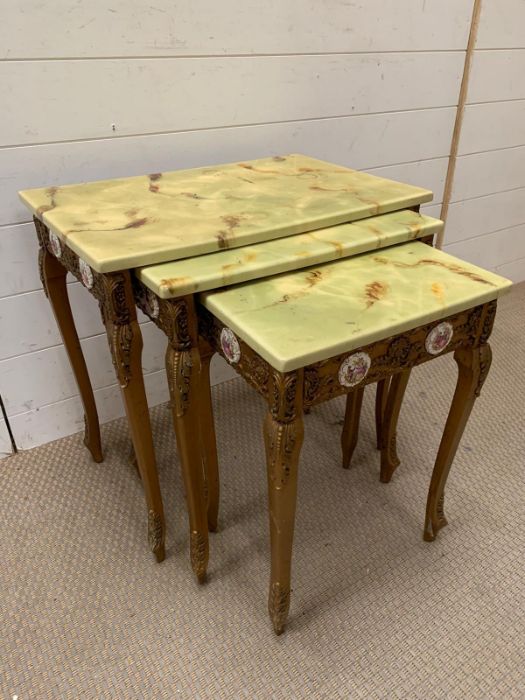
220,327,241,364
49,232,62,258
79,258,94,289
425,322,453,356
338,351,371,388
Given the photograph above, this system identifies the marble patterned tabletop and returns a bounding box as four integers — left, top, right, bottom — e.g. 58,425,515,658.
19,154,432,273
138,210,442,298
200,241,512,371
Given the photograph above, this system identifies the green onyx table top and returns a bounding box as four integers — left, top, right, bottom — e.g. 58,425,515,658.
138,210,442,298
19,154,432,273
200,242,512,372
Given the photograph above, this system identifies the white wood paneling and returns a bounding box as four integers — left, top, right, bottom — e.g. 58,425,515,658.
0,284,103,360
468,50,525,104
443,4,525,286
452,146,525,201
0,281,154,361
0,223,41,298
422,204,442,219
0,108,456,228
459,101,525,154
0,322,167,417
0,53,464,146
476,0,525,49
444,223,525,270
495,256,525,283
8,369,167,449
446,188,525,245
1,0,474,59
368,158,448,205
7,354,236,450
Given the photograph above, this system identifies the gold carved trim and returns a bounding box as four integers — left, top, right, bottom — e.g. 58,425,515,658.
190,530,208,583
148,510,164,554
268,582,290,635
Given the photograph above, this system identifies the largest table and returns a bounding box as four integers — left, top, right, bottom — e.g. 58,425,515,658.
19,154,434,561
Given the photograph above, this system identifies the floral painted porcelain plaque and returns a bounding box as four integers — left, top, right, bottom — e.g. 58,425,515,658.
220,328,241,364
338,352,371,387
79,258,94,289
49,231,62,258
425,322,454,355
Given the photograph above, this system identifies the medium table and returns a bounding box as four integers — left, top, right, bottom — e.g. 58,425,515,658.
19,154,433,562
134,208,442,579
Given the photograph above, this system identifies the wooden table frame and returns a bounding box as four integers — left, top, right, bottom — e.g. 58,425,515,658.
198,299,496,634
34,218,166,562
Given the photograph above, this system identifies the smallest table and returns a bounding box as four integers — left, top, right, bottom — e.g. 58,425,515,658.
198,241,511,634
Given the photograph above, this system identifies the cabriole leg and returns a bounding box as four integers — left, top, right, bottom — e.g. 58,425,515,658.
375,378,391,450
264,370,304,635
101,272,166,562
341,387,364,469
165,297,209,582
39,237,102,463
380,370,411,483
424,344,492,541
199,347,220,533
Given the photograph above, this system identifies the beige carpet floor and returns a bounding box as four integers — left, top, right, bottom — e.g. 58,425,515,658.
1,283,524,699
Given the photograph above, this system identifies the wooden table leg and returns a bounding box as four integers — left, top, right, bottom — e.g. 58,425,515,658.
264,369,304,635
341,387,364,469
164,297,209,582
380,369,411,483
375,378,391,450
199,347,220,533
39,243,103,463
424,344,492,542
100,272,166,562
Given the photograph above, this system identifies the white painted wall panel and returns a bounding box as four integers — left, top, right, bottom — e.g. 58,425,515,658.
444,223,525,270
0,223,41,298
1,0,474,58
0,322,166,417
459,101,525,154
495,256,525,282
468,50,525,104
476,0,525,49
443,4,525,285
422,204,441,219
0,54,464,146
7,354,236,450
0,108,456,228
368,158,448,205
0,285,103,361
8,369,168,450
452,146,525,202
0,282,155,361
446,189,525,245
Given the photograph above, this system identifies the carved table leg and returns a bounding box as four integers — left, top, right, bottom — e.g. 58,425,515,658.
380,369,411,483
375,378,391,450
165,297,209,582
341,387,364,469
100,272,166,562
264,369,304,635
424,344,492,541
199,346,220,533
39,243,103,463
